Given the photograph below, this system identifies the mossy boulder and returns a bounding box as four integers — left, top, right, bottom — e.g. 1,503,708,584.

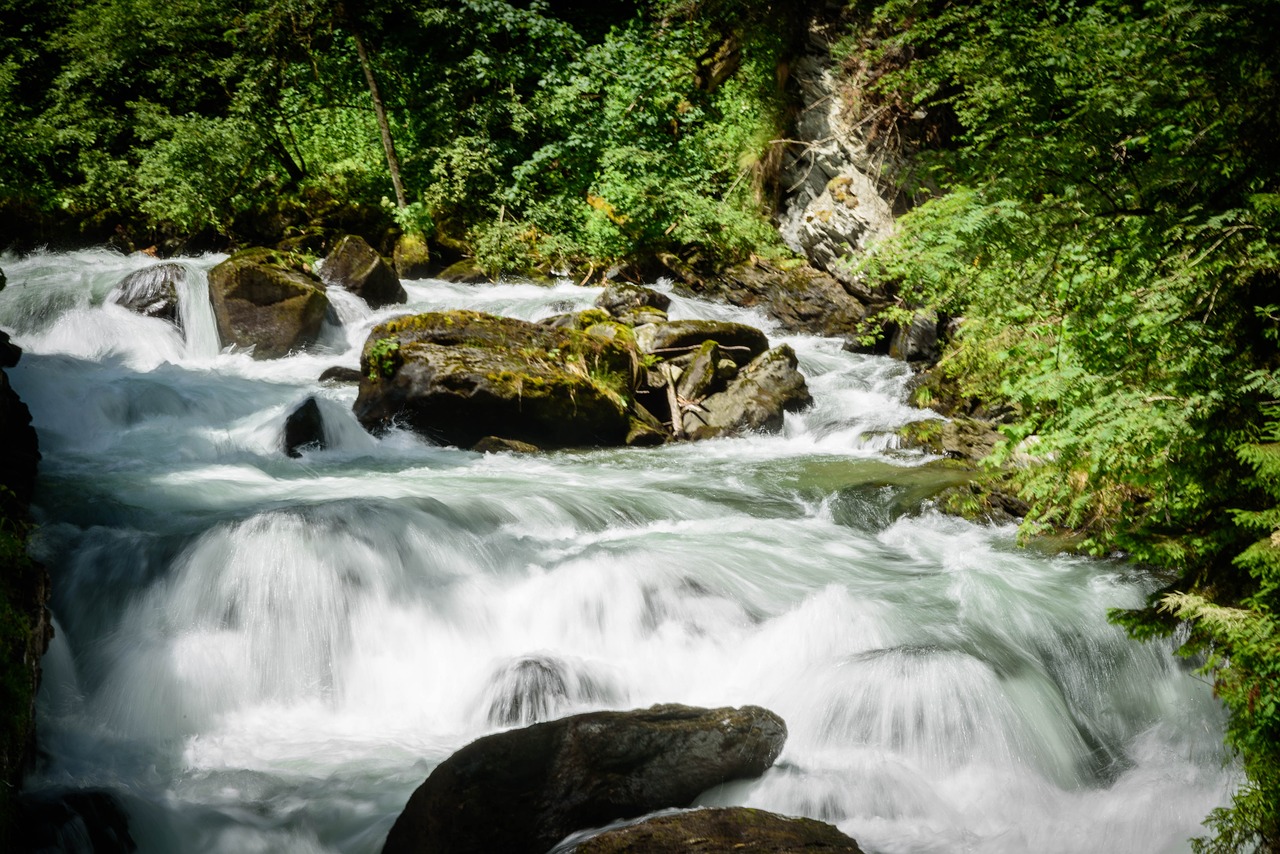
437,259,491,284
393,232,432,280
381,704,787,854
701,260,870,342
595,282,671,326
207,248,329,359
569,807,865,853
322,234,406,309
106,263,185,328
634,320,769,368
353,310,636,449
684,345,813,440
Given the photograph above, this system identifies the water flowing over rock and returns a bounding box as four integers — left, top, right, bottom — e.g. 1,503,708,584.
684,345,813,440
565,807,865,853
321,234,406,309
208,248,329,359
381,704,787,854
354,310,634,448
106,263,185,328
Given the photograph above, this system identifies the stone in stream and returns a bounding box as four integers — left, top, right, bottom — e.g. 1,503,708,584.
595,282,671,325
321,234,406,309
283,396,326,457
683,345,813,440
565,807,866,853
393,232,432,280
319,365,365,384
353,310,635,449
381,704,787,854
106,263,185,329
633,320,769,368
207,248,329,360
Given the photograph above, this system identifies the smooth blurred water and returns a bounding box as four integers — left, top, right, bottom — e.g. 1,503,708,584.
0,250,1234,853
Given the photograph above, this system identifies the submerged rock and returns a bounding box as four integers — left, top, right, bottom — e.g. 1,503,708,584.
207,248,329,360
473,436,541,454
567,807,865,853
283,397,326,457
354,310,634,449
106,263,185,328
321,235,406,309
381,704,787,854
684,345,812,440
482,654,613,726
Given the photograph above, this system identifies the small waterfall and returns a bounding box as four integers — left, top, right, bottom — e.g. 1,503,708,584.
0,252,1235,854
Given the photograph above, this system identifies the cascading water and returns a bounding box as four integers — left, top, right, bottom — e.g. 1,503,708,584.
1,250,1235,853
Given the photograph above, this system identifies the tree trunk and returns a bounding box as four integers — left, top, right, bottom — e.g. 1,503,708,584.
352,28,407,208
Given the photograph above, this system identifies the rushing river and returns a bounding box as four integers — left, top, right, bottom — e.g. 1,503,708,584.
1,250,1234,853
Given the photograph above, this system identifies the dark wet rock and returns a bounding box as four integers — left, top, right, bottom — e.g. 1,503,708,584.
473,436,541,454
634,320,768,368
15,790,137,854
595,283,671,316
354,311,634,449
696,260,870,342
381,703,787,854
567,807,865,853
625,418,668,447
684,345,812,440
1,329,21,369
0,266,6,291
322,235,406,309
888,309,939,363
393,232,432,280
106,263,185,327
0,356,40,516
437,259,490,284
319,366,365,384
207,248,329,360
283,397,326,457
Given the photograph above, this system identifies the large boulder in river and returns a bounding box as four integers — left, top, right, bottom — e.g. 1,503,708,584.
684,345,812,440
381,704,787,854
107,263,185,328
321,235,406,308
595,283,671,325
283,396,326,457
634,320,768,367
354,310,635,448
568,807,865,853
208,248,329,360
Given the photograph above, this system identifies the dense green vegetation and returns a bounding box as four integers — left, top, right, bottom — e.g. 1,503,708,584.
0,0,795,273
853,0,1280,848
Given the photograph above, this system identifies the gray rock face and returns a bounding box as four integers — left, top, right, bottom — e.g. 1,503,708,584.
567,807,865,853
684,345,813,440
322,235,406,309
381,704,787,854
353,311,634,449
208,248,329,360
778,55,899,285
634,320,769,367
